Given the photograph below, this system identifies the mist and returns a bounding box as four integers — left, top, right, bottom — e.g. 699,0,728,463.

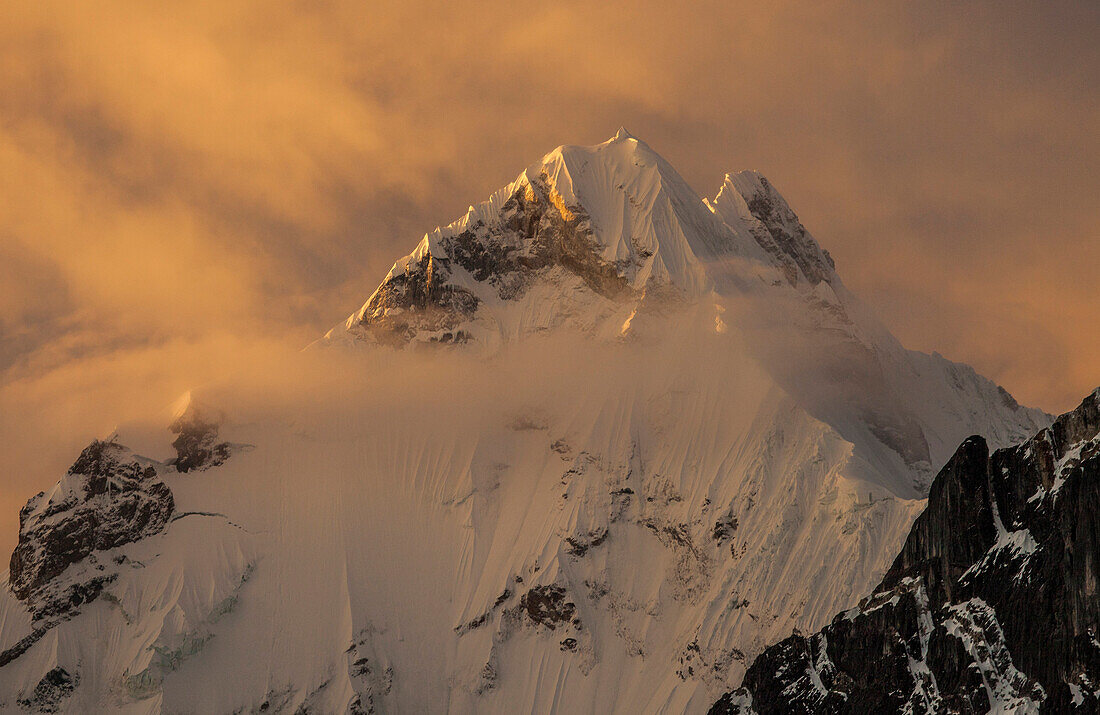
0,313,769,558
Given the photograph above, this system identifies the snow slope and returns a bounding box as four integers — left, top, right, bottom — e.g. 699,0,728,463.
0,131,1049,713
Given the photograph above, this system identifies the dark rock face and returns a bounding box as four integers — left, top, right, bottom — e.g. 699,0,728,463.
16,666,77,712
470,175,634,302
711,388,1100,714
738,175,835,287
520,585,577,630
0,625,50,669
8,440,174,611
170,403,232,472
355,250,481,345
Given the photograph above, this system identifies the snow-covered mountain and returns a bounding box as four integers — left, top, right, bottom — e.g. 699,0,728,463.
710,387,1100,714
0,131,1049,713
322,128,1044,496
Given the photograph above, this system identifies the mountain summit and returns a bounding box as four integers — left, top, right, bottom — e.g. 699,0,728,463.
324,130,1045,496
324,130,847,348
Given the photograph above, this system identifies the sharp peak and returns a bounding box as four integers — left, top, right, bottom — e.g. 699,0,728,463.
718,169,797,210
601,127,662,158
528,128,675,185
540,126,649,158
566,126,653,152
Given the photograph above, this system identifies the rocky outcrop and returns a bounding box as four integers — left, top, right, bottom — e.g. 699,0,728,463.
345,169,637,346
1,402,243,683
8,440,174,612
9,401,238,616
169,402,232,472
16,667,77,712
709,388,1100,714
445,176,634,303
349,249,481,345
520,584,578,630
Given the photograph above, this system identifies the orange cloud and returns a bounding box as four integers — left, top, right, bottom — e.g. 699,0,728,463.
0,0,1097,553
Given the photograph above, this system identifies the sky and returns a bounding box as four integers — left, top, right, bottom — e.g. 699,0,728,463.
0,1,1098,548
